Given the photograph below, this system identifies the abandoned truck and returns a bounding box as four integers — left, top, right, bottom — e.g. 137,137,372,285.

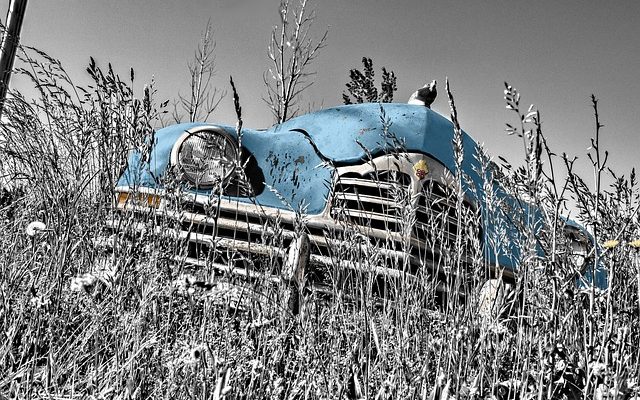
108,99,607,310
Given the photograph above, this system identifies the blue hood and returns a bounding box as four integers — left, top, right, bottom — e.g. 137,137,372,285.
119,103,483,213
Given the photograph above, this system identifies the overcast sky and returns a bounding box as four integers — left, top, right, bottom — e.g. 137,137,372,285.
6,0,640,183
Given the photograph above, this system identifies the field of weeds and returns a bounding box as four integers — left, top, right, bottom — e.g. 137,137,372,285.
1,42,640,400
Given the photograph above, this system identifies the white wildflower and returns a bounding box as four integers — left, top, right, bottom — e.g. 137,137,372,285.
590,362,607,377
70,273,97,292
29,295,50,309
26,221,46,237
172,274,196,295
555,359,567,372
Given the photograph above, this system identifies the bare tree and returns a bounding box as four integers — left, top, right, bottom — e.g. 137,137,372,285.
173,20,225,123
264,0,328,124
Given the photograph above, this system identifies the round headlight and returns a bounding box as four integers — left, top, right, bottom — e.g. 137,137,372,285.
174,129,237,188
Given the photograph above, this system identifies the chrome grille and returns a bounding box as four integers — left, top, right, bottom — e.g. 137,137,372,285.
331,170,413,234
329,166,479,258
108,198,296,278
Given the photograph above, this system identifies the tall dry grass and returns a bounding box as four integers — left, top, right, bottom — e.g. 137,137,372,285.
0,43,639,400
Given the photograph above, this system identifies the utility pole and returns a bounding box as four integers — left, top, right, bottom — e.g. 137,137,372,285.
0,0,28,119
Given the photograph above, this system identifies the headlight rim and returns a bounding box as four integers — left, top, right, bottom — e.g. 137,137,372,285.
170,126,239,189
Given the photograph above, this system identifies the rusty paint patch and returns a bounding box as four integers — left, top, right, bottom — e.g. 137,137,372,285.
357,127,375,135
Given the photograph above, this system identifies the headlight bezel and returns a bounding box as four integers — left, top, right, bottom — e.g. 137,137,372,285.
170,126,239,189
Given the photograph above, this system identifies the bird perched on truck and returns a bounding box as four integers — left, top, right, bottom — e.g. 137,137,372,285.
408,80,437,108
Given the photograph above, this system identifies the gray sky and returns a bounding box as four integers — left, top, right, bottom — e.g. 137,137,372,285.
7,0,640,182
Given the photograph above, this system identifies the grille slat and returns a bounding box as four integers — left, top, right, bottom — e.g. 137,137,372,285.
334,192,400,207
331,170,412,235
172,255,283,283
